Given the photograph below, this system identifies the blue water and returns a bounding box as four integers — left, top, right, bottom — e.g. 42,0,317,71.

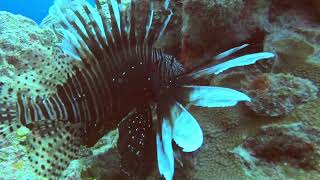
0,0,95,24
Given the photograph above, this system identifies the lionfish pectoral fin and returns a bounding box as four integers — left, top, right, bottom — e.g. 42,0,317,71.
214,44,250,61
170,102,203,153
178,51,275,81
26,120,83,178
156,119,174,180
117,105,155,178
156,99,203,180
175,85,251,108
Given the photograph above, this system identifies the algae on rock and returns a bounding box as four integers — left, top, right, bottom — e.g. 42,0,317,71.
234,123,320,180
242,73,318,117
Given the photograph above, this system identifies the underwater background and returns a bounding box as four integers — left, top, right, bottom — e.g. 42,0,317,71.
0,0,320,179
0,0,96,24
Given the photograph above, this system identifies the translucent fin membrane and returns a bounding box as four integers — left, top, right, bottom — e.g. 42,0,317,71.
156,119,174,180
156,100,204,180
110,0,121,33
145,0,154,41
178,86,251,108
177,43,275,81
164,0,170,10
180,52,275,80
214,44,249,60
171,102,203,152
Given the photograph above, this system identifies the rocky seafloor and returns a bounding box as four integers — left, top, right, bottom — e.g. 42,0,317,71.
0,0,320,179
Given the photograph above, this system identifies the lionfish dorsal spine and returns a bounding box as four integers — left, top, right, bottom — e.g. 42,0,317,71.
0,0,179,178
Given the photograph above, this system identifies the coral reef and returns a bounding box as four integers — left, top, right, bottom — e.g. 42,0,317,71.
262,0,320,86
0,11,73,98
184,106,248,180
234,123,320,179
242,73,318,117
285,99,320,127
62,130,120,179
180,0,254,65
0,11,72,179
0,0,320,179
0,125,36,179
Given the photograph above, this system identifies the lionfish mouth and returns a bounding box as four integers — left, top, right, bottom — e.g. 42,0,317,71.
0,0,275,179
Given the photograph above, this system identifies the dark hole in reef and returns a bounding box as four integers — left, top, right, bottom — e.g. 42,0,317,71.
242,28,266,53
269,0,320,23
244,130,317,170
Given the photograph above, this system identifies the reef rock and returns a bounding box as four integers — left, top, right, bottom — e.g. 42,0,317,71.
181,0,253,65
262,0,320,86
242,73,318,117
174,105,249,180
0,11,74,97
0,11,73,179
62,129,121,179
234,123,320,179
0,140,37,179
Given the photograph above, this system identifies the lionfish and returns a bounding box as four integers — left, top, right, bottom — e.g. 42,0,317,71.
0,0,274,179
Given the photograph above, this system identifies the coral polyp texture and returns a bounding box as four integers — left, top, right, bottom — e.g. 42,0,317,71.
0,0,320,179
242,73,318,117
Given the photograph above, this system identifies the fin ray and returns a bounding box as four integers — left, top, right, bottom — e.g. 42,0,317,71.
177,86,251,108
172,102,203,152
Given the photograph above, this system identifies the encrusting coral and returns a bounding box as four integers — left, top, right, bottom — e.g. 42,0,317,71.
0,11,74,98
241,73,318,117
234,123,320,179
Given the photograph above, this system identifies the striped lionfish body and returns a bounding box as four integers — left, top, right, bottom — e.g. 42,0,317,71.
0,0,275,179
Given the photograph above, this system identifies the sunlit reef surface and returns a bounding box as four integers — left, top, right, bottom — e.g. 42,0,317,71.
0,0,320,179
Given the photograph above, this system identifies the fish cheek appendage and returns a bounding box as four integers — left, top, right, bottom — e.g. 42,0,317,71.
0,0,275,179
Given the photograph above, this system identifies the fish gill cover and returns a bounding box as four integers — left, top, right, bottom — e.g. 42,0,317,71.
0,0,275,179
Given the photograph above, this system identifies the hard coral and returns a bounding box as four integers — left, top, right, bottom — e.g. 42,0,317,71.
242,73,318,117
233,123,320,180
0,11,74,97
242,123,320,170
